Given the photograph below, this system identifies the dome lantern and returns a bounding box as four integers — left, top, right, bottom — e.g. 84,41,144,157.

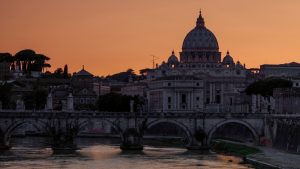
196,10,205,28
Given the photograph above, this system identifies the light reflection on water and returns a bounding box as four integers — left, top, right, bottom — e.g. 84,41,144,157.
0,137,253,169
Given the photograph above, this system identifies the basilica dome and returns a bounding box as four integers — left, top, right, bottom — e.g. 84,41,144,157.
182,12,219,51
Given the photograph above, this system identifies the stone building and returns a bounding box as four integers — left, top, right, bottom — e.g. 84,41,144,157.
291,78,300,88
260,62,300,78
250,94,275,113
71,67,97,110
273,88,300,114
93,78,111,96
146,12,251,113
121,82,147,97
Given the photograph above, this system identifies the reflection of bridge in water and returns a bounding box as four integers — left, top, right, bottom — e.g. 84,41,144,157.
0,110,299,151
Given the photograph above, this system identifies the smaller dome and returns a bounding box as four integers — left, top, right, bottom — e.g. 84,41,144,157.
236,61,244,69
167,50,179,64
222,51,234,65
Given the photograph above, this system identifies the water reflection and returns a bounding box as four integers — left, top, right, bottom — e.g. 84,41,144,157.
0,137,253,169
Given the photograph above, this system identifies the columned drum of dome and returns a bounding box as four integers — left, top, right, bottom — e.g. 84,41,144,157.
180,12,221,65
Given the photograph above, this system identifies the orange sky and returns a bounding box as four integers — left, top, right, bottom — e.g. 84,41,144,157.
1,0,300,76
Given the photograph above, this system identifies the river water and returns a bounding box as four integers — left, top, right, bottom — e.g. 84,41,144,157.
0,137,253,169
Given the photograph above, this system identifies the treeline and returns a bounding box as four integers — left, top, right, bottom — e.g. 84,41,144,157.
106,68,149,82
44,64,70,79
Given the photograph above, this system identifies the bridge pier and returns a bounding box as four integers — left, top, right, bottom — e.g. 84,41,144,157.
186,138,209,151
0,133,10,150
44,118,86,152
120,128,143,150
49,129,78,152
0,121,25,151
186,129,209,151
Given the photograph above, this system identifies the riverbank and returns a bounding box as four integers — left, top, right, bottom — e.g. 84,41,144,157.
211,140,260,157
246,147,300,169
211,140,300,169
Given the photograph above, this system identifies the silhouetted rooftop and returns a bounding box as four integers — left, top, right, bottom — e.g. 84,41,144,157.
74,68,93,76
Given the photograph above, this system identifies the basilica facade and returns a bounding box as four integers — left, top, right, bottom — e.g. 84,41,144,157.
146,12,251,113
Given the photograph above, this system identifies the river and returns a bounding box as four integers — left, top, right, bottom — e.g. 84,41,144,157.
0,137,253,169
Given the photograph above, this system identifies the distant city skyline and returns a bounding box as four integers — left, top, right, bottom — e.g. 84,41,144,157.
1,0,300,76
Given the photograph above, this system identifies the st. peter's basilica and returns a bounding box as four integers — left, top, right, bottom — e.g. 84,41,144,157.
146,12,251,113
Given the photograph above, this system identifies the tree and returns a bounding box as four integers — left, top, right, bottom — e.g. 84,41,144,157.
23,87,48,110
106,69,137,82
63,64,69,78
14,49,36,73
31,54,50,72
245,78,293,96
97,93,144,112
0,83,12,109
14,49,51,74
43,63,51,71
54,68,63,78
0,53,14,80
0,53,13,63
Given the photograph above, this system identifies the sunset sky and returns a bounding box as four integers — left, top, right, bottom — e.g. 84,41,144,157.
1,0,300,76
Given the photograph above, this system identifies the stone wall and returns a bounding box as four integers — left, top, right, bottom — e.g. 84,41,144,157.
274,121,300,153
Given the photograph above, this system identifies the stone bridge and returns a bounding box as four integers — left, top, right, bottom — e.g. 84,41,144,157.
0,110,298,150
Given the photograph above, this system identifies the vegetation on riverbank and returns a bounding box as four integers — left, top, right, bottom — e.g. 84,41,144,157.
211,140,261,157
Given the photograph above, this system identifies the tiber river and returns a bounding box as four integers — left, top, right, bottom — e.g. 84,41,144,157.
0,137,254,169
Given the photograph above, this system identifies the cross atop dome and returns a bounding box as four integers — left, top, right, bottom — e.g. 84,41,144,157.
196,9,205,28
182,9,219,64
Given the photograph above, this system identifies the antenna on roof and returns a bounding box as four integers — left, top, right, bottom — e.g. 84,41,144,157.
151,55,159,69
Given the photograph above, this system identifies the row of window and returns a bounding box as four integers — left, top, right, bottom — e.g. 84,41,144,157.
167,104,201,110
179,64,220,68
167,95,200,104
75,98,96,104
167,82,201,87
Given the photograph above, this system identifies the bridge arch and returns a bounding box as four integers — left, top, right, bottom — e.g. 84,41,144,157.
207,119,259,144
98,118,126,141
1,118,91,137
146,119,194,145
0,119,44,135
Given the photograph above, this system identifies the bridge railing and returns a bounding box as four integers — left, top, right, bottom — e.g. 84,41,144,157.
0,109,299,119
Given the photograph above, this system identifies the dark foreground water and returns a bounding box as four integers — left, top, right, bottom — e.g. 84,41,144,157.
0,137,253,169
